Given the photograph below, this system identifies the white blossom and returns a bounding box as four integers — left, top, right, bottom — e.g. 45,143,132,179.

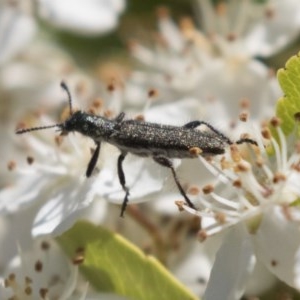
0,239,83,299
128,0,299,103
179,120,300,298
193,0,300,57
0,0,36,65
37,0,126,36
0,238,129,299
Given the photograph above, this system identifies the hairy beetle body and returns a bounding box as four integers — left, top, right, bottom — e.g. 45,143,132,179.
17,82,257,217
109,120,226,158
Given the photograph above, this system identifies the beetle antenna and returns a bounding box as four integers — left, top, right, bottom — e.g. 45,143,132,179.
16,124,61,134
60,81,73,116
15,81,73,135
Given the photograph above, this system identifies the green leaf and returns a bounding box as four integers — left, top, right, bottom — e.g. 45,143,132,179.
290,198,300,207
57,221,198,300
276,51,300,136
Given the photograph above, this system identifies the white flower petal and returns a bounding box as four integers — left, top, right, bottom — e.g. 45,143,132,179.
145,98,202,125
204,227,255,300
244,0,300,57
252,205,300,289
199,59,275,120
244,261,276,296
0,6,36,64
0,175,50,213
152,191,183,215
32,177,96,237
173,244,211,297
153,158,214,214
96,154,167,202
38,0,125,35
158,15,185,52
1,239,78,299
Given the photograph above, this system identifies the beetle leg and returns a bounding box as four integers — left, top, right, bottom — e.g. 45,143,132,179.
153,155,196,209
117,152,130,217
183,120,232,145
86,142,101,177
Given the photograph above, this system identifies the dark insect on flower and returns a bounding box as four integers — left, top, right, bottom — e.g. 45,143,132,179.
16,81,257,216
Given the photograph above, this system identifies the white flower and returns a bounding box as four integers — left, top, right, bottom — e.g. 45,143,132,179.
148,62,280,217
0,239,84,299
128,0,299,102
37,0,126,36
193,0,300,57
0,81,204,237
0,126,107,237
0,238,129,299
172,242,212,297
0,0,36,65
179,120,300,298
202,226,256,300
0,39,101,136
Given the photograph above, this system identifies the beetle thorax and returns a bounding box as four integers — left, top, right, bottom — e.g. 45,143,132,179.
62,111,115,140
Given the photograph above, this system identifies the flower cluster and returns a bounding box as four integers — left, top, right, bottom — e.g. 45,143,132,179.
1,0,300,299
